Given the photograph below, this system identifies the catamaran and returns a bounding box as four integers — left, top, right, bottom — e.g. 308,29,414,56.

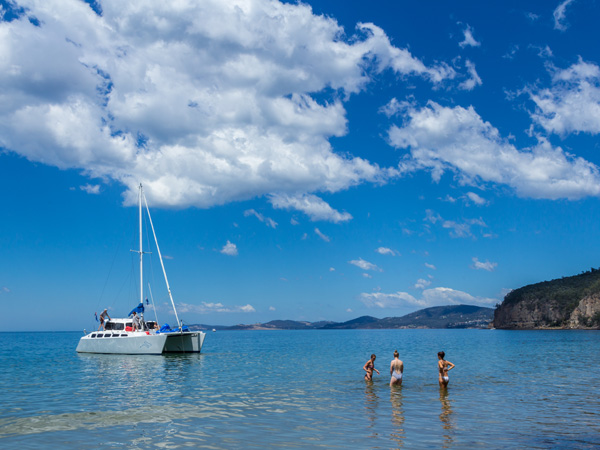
76,184,206,355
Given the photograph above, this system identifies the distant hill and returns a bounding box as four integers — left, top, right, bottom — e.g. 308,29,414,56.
323,306,492,329
188,305,493,331
494,269,600,329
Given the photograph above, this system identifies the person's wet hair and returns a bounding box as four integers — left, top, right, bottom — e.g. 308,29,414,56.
371,354,376,359
438,351,445,359
394,350,399,358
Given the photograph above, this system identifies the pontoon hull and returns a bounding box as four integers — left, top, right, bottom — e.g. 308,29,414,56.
76,333,168,355
163,331,206,353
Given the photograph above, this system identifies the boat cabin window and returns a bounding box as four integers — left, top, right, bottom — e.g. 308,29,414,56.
104,334,111,337
91,334,97,338
105,322,124,331
96,333,103,337
121,334,128,337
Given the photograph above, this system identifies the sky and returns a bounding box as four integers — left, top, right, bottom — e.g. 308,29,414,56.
2,0,600,331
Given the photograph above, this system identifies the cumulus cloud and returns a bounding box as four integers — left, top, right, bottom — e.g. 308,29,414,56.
375,246,398,256
220,240,238,256
177,302,255,314
414,278,431,289
553,0,575,31
529,59,600,135
471,257,498,271
359,287,496,308
425,209,487,238
465,192,487,206
314,228,330,242
244,209,277,228
79,184,101,194
459,25,481,48
0,0,453,216
349,257,382,271
458,60,482,91
269,193,352,223
389,101,600,200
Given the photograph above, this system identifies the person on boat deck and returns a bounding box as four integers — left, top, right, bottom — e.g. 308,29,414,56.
98,309,111,331
131,311,141,331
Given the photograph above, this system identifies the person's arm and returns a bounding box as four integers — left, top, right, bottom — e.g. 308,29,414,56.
363,361,370,372
400,362,404,373
390,361,394,376
446,361,455,371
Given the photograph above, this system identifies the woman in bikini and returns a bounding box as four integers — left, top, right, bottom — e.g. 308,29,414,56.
438,351,455,388
363,354,380,381
389,350,404,387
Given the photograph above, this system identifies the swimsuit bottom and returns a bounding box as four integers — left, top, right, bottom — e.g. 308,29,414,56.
392,371,403,380
442,376,449,382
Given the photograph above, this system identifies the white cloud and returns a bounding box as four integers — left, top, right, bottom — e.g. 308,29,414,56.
459,25,481,48
177,302,255,313
425,209,488,238
244,209,278,229
269,193,352,223
220,240,238,256
0,0,453,212
269,306,276,311
349,257,382,271
1,287,10,294
346,308,353,313
529,59,600,135
553,0,575,31
79,184,100,194
362,273,372,278
425,263,436,270
465,192,486,206
359,287,496,308
314,228,330,242
389,102,600,200
414,278,431,289
471,257,498,271
458,60,482,91
375,247,397,256
329,267,336,271
360,291,425,308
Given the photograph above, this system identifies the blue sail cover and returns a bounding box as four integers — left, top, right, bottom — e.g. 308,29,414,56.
128,302,145,316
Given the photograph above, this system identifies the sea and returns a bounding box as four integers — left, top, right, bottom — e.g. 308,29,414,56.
0,329,598,449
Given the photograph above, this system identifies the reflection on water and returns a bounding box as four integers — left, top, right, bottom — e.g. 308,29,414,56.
439,389,455,448
364,381,379,436
390,388,404,448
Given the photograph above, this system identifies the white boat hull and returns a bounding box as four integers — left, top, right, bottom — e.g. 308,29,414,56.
76,332,168,355
75,331,206,354
163,331,206,353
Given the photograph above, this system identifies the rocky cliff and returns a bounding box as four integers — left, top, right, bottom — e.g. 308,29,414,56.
493,270,600,329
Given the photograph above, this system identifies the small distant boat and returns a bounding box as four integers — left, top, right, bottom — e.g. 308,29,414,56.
76,184,206,355
212,329,216,332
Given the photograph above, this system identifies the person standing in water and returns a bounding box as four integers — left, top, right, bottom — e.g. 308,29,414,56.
363,354,380,381
390,350,404,386
438,351,455,388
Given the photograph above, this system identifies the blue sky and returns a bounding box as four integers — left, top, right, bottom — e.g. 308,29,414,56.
2,0,600,331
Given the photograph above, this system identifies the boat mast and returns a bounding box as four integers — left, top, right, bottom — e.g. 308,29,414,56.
138,183,144,316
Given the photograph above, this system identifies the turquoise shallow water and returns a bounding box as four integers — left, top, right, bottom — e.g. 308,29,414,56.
0,329,598,449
